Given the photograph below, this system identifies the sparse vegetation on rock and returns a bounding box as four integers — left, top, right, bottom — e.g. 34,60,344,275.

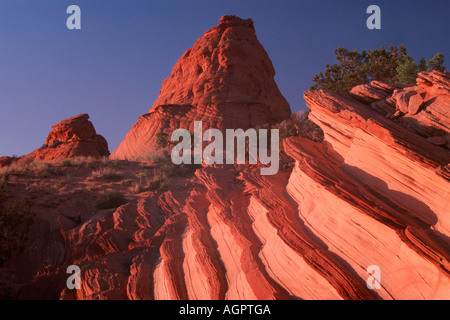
156,132,170,149
311,45,445,91
274,111,324,142
60,159,72,167
92,167,122,181
0,175,35,267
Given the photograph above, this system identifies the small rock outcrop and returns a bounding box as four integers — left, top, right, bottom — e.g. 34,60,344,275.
347,71,450,146
25,114,109,161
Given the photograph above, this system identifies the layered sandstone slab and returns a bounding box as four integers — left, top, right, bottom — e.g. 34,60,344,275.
1,74,449,300
304,71,450,237
110,15,291,160
3,155,447,300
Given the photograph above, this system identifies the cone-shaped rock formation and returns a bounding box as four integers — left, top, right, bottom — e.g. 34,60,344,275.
110,15,291,160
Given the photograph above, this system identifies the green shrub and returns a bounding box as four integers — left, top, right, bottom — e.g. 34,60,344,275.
131,181,144,194
121,179,134,187
49,141,63,149
0,174,8,190
160,161,201,179
100,156,109,166
151,149,171,164
156,132,170,148
36,167,62,179
60,159,72,167
0,188,34,267
92,167,122,181
273,111,324,142
39,170,51,178
95,192,127,209
310,45,446,91
130,174,168,193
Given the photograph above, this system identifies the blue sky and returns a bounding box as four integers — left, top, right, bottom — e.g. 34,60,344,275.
0,0,448,156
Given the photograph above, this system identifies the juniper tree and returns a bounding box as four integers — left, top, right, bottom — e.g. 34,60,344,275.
311,45,445,91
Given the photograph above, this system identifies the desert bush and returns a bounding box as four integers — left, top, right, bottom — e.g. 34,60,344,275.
295,112,324,142
160,160,201,179
132,149,167,163
60,159,72,167
100,156,109,166
39,170,51,178
121,179,134,187
136,147,200,180
0,174,8,189
137,172,148,179
155,147,200,178
144,149,171,164
71,156,96,167
156,132,170,149
310,45,445,91
0,161,29,176
0,184,35,267
35,165,62,178
150,175,169,191
95,192,127,209
92,167,122,181
130,181,145,194
0,160,63,178
130,171,168,193
49,141,63,149
273,111,324,142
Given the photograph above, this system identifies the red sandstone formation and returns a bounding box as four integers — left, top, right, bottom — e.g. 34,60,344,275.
24,114,109,161
1,70,449,300
110,15,291,160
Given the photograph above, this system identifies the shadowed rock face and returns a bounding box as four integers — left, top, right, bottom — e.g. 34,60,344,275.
24,114,110,161
110,15,291,160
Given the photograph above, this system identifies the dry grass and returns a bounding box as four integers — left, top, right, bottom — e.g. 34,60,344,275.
0,156,125,182
99,156,119,167
59,159,72,167
0,159,53,177
92,167,122,181
133,149,171,164
129,175,167,194
69,156,99,168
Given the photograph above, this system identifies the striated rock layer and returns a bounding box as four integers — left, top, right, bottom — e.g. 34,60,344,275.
305,71,450,237
110,16,291,160
1,73,449,300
